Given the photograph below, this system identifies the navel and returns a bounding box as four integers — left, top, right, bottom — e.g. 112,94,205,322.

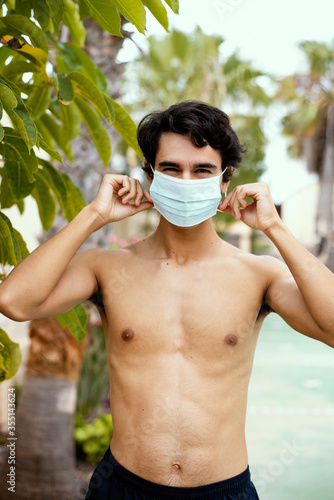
122,328,134,341
172,463,181,472
224,333,238,346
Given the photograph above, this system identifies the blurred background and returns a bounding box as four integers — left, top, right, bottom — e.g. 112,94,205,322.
1,1,333,499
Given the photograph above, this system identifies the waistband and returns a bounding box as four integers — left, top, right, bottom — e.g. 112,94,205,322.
107,448,251,499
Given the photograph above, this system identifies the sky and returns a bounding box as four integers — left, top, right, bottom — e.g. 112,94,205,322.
119,0,334,203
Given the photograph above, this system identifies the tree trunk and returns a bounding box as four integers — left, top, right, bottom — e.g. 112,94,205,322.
316,105,334,271
3,318,86,500
10,377,78,500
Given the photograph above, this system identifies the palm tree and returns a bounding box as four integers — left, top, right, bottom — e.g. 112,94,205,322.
278,40,334,270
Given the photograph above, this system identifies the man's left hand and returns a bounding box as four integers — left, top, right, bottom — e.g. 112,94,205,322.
219,182,281,233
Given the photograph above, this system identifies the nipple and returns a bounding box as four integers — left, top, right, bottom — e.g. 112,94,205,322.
224,334,238,346
122,328,134,341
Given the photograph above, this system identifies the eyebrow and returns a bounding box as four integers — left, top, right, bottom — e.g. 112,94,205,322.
158,161,219,170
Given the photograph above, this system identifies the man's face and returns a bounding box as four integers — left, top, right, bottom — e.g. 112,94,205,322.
146,133,225,185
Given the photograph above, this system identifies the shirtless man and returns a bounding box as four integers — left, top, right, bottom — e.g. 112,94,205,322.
0,101,333,500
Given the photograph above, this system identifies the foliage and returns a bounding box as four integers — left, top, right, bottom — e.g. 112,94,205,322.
277,40,334,168
0,0,180,380
76,323,109,416
277,40,334,269
0,327,21,381
74,412,113,464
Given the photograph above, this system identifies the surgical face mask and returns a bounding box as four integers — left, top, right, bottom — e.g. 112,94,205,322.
149,165,227,227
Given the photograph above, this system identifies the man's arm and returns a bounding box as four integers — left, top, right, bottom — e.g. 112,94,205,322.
0,174,153,322
220,182,334,347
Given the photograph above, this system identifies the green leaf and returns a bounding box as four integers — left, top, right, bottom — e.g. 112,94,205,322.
80,0,121,36
61,172,86,221
0,329,22,382
31,170,57,231
7,103,37,151
0,210,28,264
56,42,108,93
60,101,81,144
26,84,52,120
110,0,146,34
3,128,38,198
38,159,68,217
39,113,73,161
15,0,32,18
4,156,36,200
74,95,111,167
0,77,38,150
45,0,64,30
12,228,29,259
55,42,82,73
35,116,56,150
63,0,86,47
0,15,49,53
0,74,21,97
142,0,169,31
163,0,179,13
78,0,91,19
0,123,3,140
0,46,13,71
0,81,17,110
55,72,74,103
68,71,112,121
56,304,88,342
37,134,64,164
32,0,50,30
1,60,36,79
106,97,142,157
0,166,16,209
0,211,18,265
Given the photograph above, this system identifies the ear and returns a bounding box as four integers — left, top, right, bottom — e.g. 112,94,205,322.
220,179,230,195
220,165,233,194
144,160,154,186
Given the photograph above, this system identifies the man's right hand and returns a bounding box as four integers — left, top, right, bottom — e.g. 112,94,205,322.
90,174,154,227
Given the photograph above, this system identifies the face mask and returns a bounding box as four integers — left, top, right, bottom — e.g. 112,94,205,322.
149,165,227,227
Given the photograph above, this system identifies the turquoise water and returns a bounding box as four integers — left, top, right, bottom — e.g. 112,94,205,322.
246,314,334,499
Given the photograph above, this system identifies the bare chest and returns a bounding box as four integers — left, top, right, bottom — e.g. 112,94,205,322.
99,259,265,362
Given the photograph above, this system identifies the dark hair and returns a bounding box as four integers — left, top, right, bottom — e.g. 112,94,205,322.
137,101,246,182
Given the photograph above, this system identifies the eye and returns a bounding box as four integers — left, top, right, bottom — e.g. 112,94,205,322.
196,169,212,174
163,167,179,172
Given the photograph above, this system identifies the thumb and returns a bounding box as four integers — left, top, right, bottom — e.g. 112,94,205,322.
128,200,154,216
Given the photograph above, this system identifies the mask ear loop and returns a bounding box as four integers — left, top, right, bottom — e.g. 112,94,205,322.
221,166,227,198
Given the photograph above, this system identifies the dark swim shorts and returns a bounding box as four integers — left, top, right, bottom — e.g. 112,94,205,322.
84,447,259,500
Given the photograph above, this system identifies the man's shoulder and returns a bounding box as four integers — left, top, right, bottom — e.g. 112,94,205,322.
76,246,133,264
219,245,286,278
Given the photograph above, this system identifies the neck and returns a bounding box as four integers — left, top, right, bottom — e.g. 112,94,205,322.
148,217,222,263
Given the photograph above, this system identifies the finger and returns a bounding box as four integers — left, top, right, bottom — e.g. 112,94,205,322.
129,200,154,215
143,188,153,203
121,179,137,204
220,190,235,210
134,181,144,206
117,177,131,196
218,204,235,217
